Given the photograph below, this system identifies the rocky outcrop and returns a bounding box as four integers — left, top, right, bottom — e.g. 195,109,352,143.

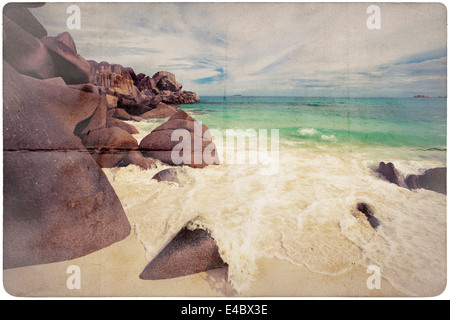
139,111,219,168
377,162,400,185
139,227,226,280
140,103,178,119
116,151,158,170
41,33,90,84
153,71,182,91
3,61,131,269
376,161,446,195
88,60,140,98
112,108,133,121
106,117,139,135
158,90,199,104
405,168,446,195
356,203,380,229
152,168,181,184
81,127,139,168
3,4,214,274
3,15,55,79
88,61,199,113
3,3,47,38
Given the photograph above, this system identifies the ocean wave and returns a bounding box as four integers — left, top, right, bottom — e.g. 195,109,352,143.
103,147,446,296
297,128,318,136
295,127,337,143
320,134,336,141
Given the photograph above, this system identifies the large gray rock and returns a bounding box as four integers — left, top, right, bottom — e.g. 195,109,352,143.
405,168,446,195
115,150,158,170
3,62,130,269
20,74,104,133
113,108,133,121
139,112,219,168
356,202,380,229
81,127,139,168
118,103,153,117
160,89,200,104
152,168,181,184
41,32,91,84
152,71,182,92
3,15,55,79
139,227,226,280
56,31,78,53
377,162,400,185
106,117,139,135
140,103,178,119
88,60,140,98
3,3,47,38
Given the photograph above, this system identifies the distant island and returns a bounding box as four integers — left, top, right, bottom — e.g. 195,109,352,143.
413,94,446,98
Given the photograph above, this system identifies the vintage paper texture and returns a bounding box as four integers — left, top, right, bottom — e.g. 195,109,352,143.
2,2,447,297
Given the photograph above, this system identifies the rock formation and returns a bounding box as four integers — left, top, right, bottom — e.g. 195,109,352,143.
152,168,181,184
139,110,219,168
3,2,47,38
404,168,446,195
88,61,199,108
2,4,213,273
3,15,55,79
81,127,139,168
139,227,226,280
377,162,400,185
40,33,90,84
376,161,446,195
356,202,380,229
3,62,131,269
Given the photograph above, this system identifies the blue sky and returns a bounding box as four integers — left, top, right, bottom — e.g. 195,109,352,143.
31,2,447,97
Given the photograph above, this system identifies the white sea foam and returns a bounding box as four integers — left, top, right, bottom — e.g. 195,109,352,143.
298,128,318,136
103,126,446,296
320,134,336,141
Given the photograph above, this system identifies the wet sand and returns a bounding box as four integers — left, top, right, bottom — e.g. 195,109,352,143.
3,232,403,298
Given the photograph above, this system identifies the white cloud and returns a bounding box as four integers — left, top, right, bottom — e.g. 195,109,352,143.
30,2,447,97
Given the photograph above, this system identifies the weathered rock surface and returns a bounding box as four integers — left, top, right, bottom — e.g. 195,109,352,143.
74,95,108,138
20,74,104,133
139,110,219,168
3,3,48,38
68,83,100,95
118,103,153,117
405,168,446,195
55,31,78,53
356,202,380,229
81,127,139,168
106,117,139,135
160,89,200,104
3,15,55,79
115,150,158,170
43,77,67,87
3,62,130,269
152,168,181,184
140,103,178,119
139,227,226,280
153,71,182,92
377,162,400,185
41,32,90,84
88,60,140,98
113,108,133,121
169,109,196,121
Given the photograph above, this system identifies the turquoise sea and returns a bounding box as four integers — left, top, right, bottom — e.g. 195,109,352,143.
111,96,447,296
183,96,446,160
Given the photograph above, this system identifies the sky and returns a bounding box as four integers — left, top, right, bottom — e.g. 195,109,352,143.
30,2,447,98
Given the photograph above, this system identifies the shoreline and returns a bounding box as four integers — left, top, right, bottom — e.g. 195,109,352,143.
3,231,404,298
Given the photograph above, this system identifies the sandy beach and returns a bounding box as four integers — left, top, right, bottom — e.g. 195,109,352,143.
3,230,403,298
3,2,446,301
